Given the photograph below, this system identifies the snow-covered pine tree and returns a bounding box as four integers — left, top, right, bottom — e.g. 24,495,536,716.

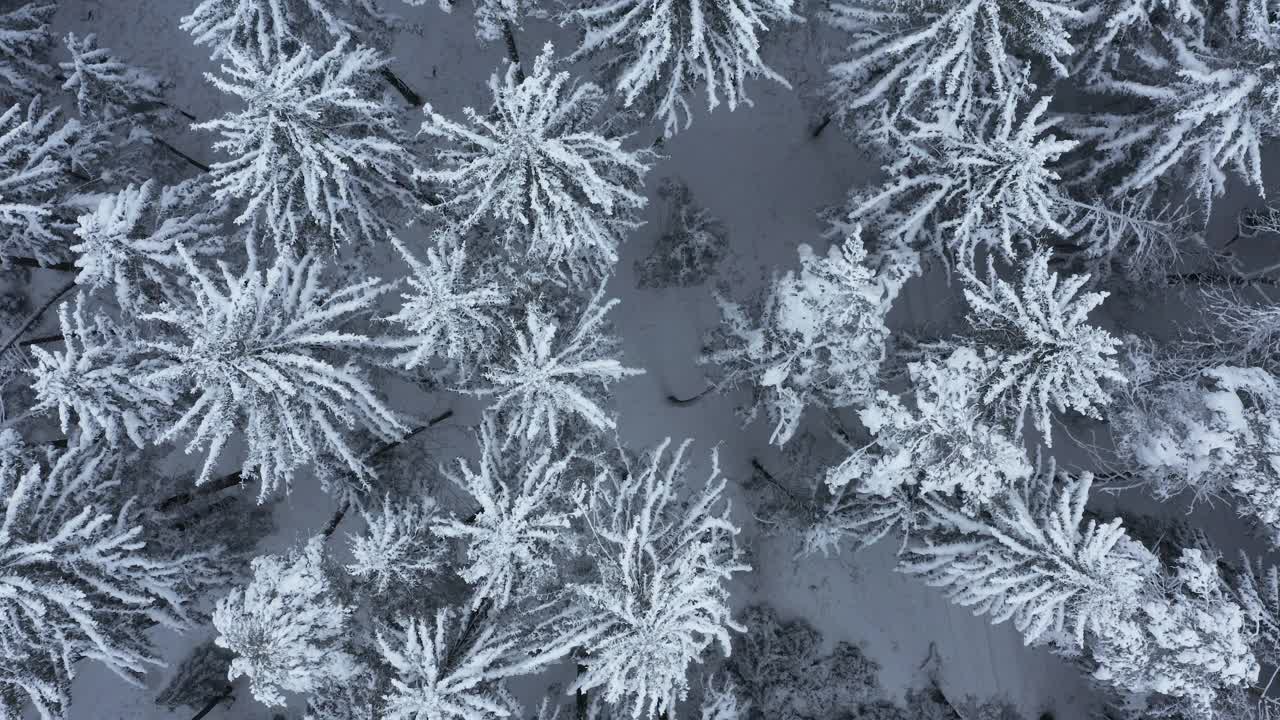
60,33,173,124
346,494,445,595
182,0,410,61
1113,365,1280,546
154,640,235,714
70,179,225,309
780,478,918,558
214,536,358,707
702,228,918,446
435,416,575,609
634,177,728,289
197,37,416,252
902,460,1149,648
960,249,1125,443
1073,0,1280,210
566,0,802,136
0,434,206,720
379,234,510,383
303,665,383,720
31,245,404,491
27,295,171,448
419,43,652,281
1228,552,1280,670
375,607,525,720
828,346,1032,509
824,0,1082,130
753,435,924,558
472,288,643,448
1072,0,1203,83
564,438,749,719
1059,191,1193,284
436,0,539,43
0,3,55,101
0,98,98,267
142,248,406,499
1088,548,1258,717
1199,284,1280,372
698,676,747,720
724,606,881,720
845,90,1078,264
902,458,1258,716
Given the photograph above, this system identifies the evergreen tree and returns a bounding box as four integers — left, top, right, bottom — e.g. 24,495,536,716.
0,436,206,720
1228,553,1280,670
419,44,652,281
0,98,98,267
702,230,918,445
213,536,358,707
142,249,406,499
380,234,510,383
1089,548,1258,717
375,608,524,720
960,250,1125,442
1074,0,1280,210
725,606,881,720
472,289,643,448
1114,365,1280,546
845,91,1077,263
903,461,1258,716
60,33,173,124
437,0,540,43
902,461,1148,646
830,346,1032,509
564,439,749,719
0,3,55,101
197,38,417,252
825,0,1082,129
566,0,802,136
28,295,171,447
69,179,226,309
436,417,575,609
347,494,446,595
182,0,411,60
634,178,728,289
26,248,409,499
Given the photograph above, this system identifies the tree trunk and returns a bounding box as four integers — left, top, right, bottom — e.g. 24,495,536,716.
157,409,453,513
20,333,65,346
371,409,453,457
666,384,714,406
190,688,233,720
157,471,245,512
502,21,525,83
321,502,348,539
167,101,197,122
5,257,75,272
444,597,494,667
155,137,211,173
574,650,589,720
379,67,423,107
811,112,833,138
750,457,801,503
64,167,94,184
1167,272,1280,287
0,280,76,357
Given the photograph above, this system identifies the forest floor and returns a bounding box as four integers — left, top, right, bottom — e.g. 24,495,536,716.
42,1,1266,718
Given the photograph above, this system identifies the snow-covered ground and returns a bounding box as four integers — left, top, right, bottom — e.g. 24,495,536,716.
43,2,1164,718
